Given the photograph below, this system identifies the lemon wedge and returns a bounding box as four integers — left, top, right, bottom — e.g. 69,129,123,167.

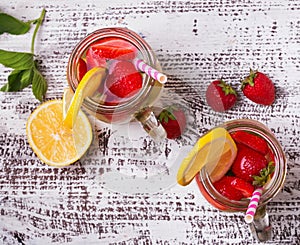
62,87,74,119
63,67,106,128
177,127,237,186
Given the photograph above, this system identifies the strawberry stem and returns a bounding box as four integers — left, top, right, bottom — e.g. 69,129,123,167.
252,161,275,187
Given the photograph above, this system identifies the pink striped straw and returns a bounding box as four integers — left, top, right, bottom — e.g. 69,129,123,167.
245,187,263,223
133,58,167,84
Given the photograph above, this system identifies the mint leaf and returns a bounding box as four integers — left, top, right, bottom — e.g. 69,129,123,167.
0,13,31,35
1,67,47,101
1,69,33,92
32,68,47,101
0,49,34,69
0,9,47,101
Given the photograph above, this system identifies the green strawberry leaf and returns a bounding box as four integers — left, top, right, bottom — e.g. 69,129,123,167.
252,161,275,187
0,13,31,35
0,49,34,69
158,107,177,123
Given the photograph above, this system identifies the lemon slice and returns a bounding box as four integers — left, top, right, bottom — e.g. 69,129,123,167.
63,67,106,128
177,127,237,186
26,100,93,167
62,88,74,119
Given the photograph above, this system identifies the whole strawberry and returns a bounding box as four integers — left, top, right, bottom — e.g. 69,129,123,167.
158,106,186,139
231,144,268,182
206,79,237,112
241,69,275,105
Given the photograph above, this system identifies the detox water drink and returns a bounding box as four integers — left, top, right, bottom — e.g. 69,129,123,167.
67,28,163,125
196,119,286,241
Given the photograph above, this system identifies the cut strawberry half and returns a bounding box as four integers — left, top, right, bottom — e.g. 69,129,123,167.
213,176,244,201
213,176,254,200
230,130,269,155
89,37,138,61
86,47,107,70
230,177,255,198
106,60,142,98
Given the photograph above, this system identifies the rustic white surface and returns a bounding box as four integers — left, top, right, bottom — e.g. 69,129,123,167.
1,0,300,244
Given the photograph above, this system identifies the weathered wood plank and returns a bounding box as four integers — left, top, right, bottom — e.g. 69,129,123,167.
0,0,299,244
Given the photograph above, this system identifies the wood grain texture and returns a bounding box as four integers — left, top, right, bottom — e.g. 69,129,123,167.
0,0,300,244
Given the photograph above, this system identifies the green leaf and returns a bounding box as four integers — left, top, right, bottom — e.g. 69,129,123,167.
0,13,31,35
0,49,34,69
32,68,47,101
1,69,24,91
1,68,33,92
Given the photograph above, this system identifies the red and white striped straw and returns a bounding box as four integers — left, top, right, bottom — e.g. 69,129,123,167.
133,58,167,84
245,187,263,223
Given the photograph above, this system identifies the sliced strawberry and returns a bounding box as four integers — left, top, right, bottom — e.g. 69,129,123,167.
230,177,255,198
106,60,142,98
213,176,244,201
76,58,87,81
230,130,269,155
231,144,268,182
89,37,138,61
86,47,107,70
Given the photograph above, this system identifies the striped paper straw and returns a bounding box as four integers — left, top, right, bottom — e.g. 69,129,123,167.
133,58,167,84
244,187,263,223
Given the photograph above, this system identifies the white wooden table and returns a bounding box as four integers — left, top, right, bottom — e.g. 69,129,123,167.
1,0,299,244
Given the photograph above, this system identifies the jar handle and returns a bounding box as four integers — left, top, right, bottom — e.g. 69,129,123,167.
249,205,272,242
134,107,166,141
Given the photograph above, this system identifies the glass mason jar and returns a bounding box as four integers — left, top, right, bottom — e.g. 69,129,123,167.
67,27,166,140
195,119,286,242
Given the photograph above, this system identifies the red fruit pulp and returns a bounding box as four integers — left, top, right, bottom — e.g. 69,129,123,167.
106,60,143,98
230,131,269,155
88,37,138,60
85,47,107,71
76,58,88,81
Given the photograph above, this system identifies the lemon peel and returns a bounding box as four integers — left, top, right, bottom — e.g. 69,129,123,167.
63,66,106,128
177,127,237,186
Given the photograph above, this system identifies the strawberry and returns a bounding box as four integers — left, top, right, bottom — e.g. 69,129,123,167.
158,106,187,139
88,37,138,61
86,47,107,70
76,58,87,81
241,69,275,105
213,176,254,200
230,130,269,155
230,177,255,198
206,79,237,112
106,60,142,98
231,144,268,182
